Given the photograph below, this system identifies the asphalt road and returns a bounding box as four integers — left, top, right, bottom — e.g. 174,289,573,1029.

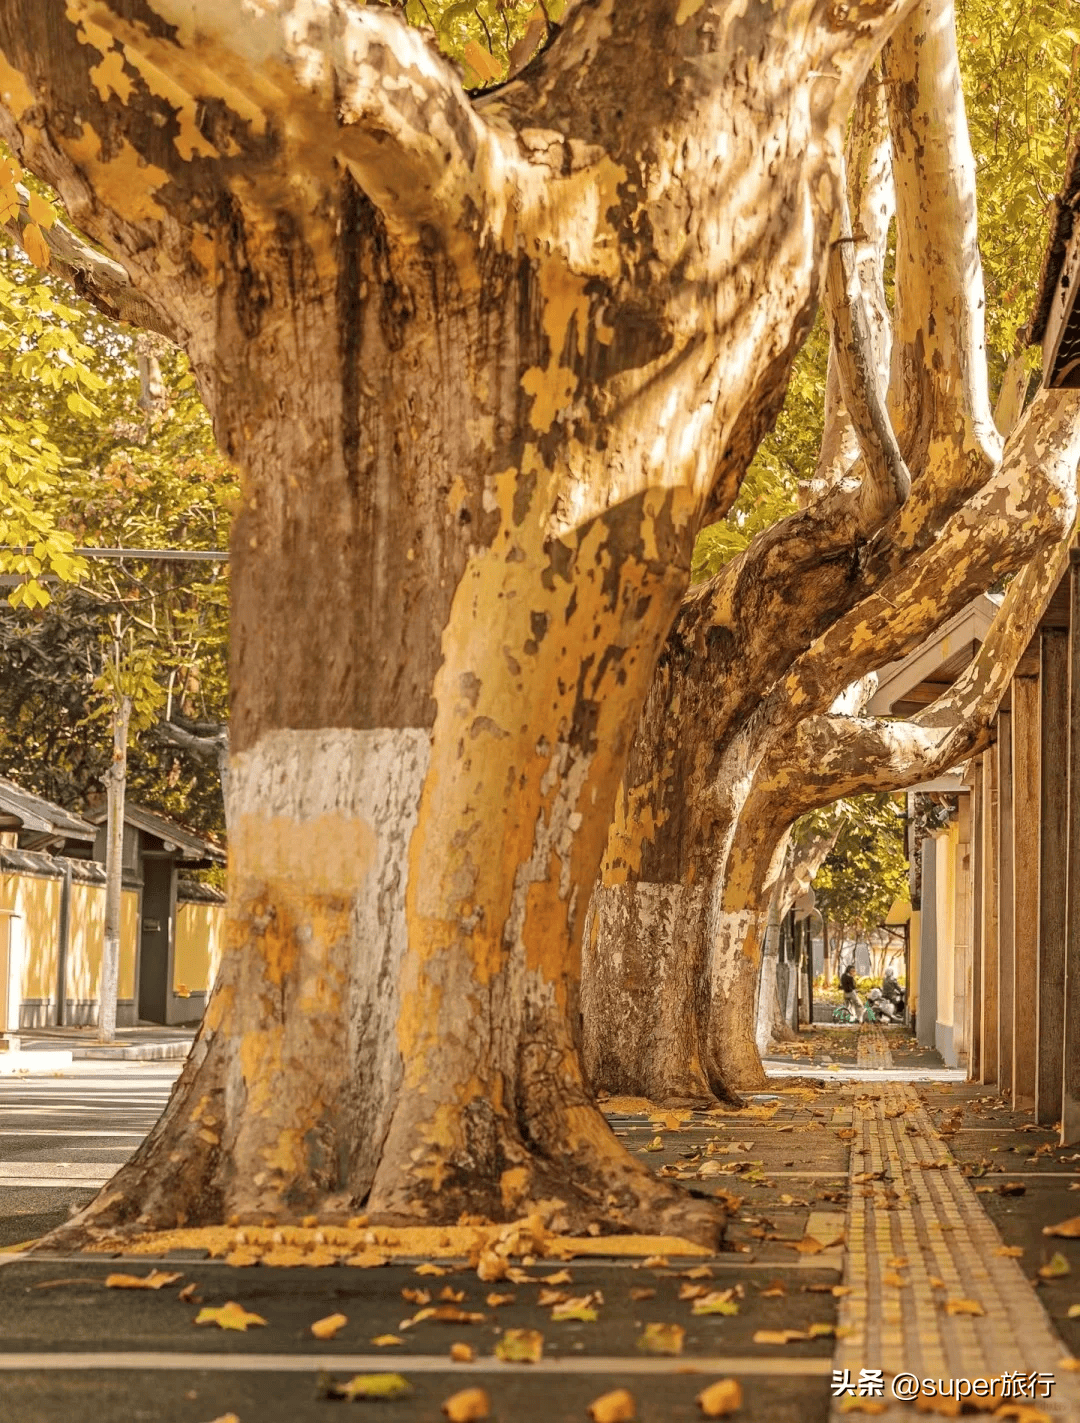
0,1060,179,1247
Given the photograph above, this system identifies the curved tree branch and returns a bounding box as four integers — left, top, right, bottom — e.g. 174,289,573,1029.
2,185,178,341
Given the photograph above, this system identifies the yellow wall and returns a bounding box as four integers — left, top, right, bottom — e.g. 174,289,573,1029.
909,909,921,1016
4,872,62,1002
66,879,104,1003
174,901,224,996
120,888,138,1000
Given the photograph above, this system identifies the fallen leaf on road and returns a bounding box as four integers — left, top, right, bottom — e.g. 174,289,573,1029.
639,1256,669,1269
997,1182,1027,1196
494,1328,543,1363
440,1286,466,1302
1038,1253,1071,1279
943,1298,984,1316
106,1270,183,1290
680,1265,713,1280
178,1283,199,1302
752,1329,807,1344
637,1322,685,1355
759,1285,785,1298
402,1288,431,1305
552,1297,599,1322
697,1378,742,1417
679,1283,709,1301
475,1252,508,1283
194,1302,266,1332
371,1335,403,1347
994,1246,1024,1257
792,1237,825,1255
401,1306,486,1330
416,1263,449,1276
485,1292,515,1307
201,1415,240,1423
310,1313,348,1339
1043,1216,1080,1238
587,1388,636,1422
541,1269,573,1285
537,1288,568,1306
692,1291,739,1317
643,1136,665,1153
449,1342,475,1362
443,1387,490,1421
808,1322,834,1338
320,1373,412,1400
629,1287,655,1301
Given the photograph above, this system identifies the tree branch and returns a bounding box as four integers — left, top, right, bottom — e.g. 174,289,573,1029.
2,186,179,342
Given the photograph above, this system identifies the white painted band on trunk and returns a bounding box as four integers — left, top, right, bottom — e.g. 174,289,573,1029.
228,727,431,893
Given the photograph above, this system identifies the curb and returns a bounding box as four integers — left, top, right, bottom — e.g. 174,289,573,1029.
71,1043,191,1061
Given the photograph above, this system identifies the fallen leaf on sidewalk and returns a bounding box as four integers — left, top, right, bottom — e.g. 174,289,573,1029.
106,1270,183,1290
629,1287,655,1301
680,1265,713,1280
881,1272,909,1288
1043,1215,1080,1238
643,1136,665,1153
886,1255,909,1269
442,1387,489,1421
696,1378,742,1417
201,1414,240,1423
836,1399,887,1414
994,1246,1024,1258
997,1182,1026,1196
792,1237,825,1255
587,1388,636,1422
310,1313,348,1339
402,1287,431,1305
752,1329,807,1344
485,1292,514,1307
494,1328,543,1363
371,1334,403,1347
449,1342,475,1362
637,1322,685,1355
194,1302,266,1331
440,1286,466,1303
551,1296,599,1322
319,1373,412,1400
943,1298,984,1316
992,1407,1051,1423
1037,1253,1070,1279
541,1270,573,1285
178,1283,199,1302
759,1284,785,1298
416,1263,449,1276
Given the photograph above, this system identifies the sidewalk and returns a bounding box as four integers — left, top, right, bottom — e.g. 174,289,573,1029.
0,1023,1077,1420
0,1024,194,1070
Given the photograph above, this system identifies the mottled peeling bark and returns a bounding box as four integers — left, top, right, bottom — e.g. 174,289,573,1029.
0,0,922,1247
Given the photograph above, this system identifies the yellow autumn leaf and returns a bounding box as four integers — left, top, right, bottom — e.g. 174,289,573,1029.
310,1312,348,1339
994,1245,1024,1257
587,1388,636,1422
992,1407,1051,1423
881,1272,909,1288
462,38,502,85
1038,1252,1071,1279
449,1341,475,1363
337,1374,412,1400
752,1329,808,1343
692,1291,739,1317
551,1296,599,1322
25,189,55,229
793,1236,825,1255
637,1322,685,1355
106,1270,183,1290
0,180,18,225
541,1270,573,1285
629,1287,655,1301
1069,1305,1080,1319
442,1387,490,1421
643,1136,665,1153
20,221,50,270
1044,1216,1080,1238
943,1298,984,1316
837,1402,888,1416
486,1292,514,1307
371,1334,404,1347
494,1328,543,1363
416,1263,449,1276
194,1301,267,1331
697,1378,743,1417
203,1415,241,1423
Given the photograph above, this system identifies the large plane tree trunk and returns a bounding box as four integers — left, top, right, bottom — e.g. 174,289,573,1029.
0,0,919,1246
582,0,1080,1103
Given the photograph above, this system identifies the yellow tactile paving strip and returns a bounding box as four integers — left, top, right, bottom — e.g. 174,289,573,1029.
829,1081,1080,1420
856,1024,894,1070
